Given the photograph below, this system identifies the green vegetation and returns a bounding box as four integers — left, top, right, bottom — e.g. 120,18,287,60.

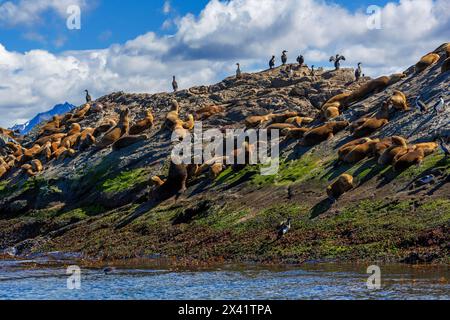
100,168,148,193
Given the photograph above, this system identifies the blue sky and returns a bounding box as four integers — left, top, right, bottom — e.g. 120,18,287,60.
0,0,448,127
1,0,392,53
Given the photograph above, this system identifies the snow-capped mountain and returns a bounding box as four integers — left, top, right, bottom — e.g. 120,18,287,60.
10,102,75,135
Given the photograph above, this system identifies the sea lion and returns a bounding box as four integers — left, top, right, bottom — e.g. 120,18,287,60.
342,139,380,163
414,142,438,156
302,121,349,146
0,164,8,179
393,147,425,171
5,142,24,158
182,114,195,130
60,123,82,148
129,110,154,135
173,120,190,140
285,116,314,126
23,144,41,161
96,108,130,149
270,111,300,123
372,137,395,158
21,159,43,176
388,90,410,111
194,105,226,120
34,133,67,147
74,104,91,119
327,174,354,200
150,161,188,201
378,136,408,166
38,116,64,136
245,114,273,128
353,118,389,138
282,127,309,140
338,137,372,161
266,123,297,131
53,146,76,161
415,53,440,72
150,176,166,187
345,73,406,105
93,119,117,137
164,100,181,130
442,57,450,73
112,134,148,151
324,106,340,120
323,92,352,109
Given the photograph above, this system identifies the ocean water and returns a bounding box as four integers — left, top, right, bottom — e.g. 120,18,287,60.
0,259,448,300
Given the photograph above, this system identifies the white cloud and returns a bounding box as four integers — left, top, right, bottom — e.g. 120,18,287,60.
0,0,449,128
163,1,171,15
0,0,87,27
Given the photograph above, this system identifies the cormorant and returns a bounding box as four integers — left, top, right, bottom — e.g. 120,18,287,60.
355,62,362,81
85,90,92,103
329,54,346,70
277,218,292,239
269,56,276,69
236,63,242,79
310,65,315,76
434,96,445,113
281,50,288,65
172,76,178,92
415,95,428,113
296,55,304,67
439,137,450,157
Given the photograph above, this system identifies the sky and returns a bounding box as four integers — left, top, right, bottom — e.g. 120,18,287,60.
0,0,449,127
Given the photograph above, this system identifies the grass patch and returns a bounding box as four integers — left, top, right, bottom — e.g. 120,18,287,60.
100,168,148,194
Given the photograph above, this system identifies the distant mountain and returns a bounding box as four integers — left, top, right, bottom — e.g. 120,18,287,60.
10,102,75,135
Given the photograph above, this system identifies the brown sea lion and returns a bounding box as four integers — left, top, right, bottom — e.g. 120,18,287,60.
38,116,64,136
282,127,309,139
164,100,181,130
378,136,408,166
393,148,425,171
327,174,354,200
96,108,130,149
245,114,273,128
415,53,440,72
150,160,188,201
338,137,372,161
414,142,438,156
343,139,380,163
388,90,410,111
93,119,117,137
324,106,340,120
182,114,195,130
302,121,349,146
112,134,148,151
353,118,389,138
195,105,226,120
129,110,154,135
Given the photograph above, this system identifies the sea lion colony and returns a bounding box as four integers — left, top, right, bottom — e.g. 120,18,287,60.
0,43,449,203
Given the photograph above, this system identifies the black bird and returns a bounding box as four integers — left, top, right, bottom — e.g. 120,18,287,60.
415,95,428,113
85,90,92,103
310,65,315,76
236,63,242,79
296,55,304,67
103,267,116,275
329,54,346,70
355,62,362,81
281,50,288,65
277,217,292,239
172,76,178,92
439,137,450,157
269,56,276,69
